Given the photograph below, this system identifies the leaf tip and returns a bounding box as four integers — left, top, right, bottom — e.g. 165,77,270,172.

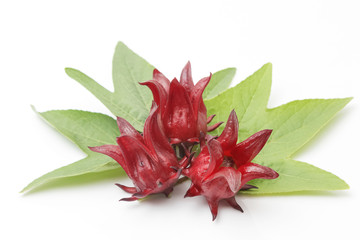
115,41,129,51
20,182,33,194
333,96,353,110
263,62,273,69
336,177,350,190
228,67,237,73
116,41,126,46
30,104,37,113
344,96,354,104
227,67,237,78
64,67,76,76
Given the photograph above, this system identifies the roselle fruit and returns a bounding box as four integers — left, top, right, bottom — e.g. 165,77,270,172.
90,105,187,201
183,110,279,220
141,62,221,144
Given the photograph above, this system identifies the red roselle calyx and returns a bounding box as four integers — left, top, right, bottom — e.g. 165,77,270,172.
183,110,279,220
90,105,189,201
140,62,222,144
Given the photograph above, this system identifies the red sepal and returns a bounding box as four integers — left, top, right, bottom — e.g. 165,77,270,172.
231,129,272,166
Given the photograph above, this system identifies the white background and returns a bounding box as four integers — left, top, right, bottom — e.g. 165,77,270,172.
1,1,359,239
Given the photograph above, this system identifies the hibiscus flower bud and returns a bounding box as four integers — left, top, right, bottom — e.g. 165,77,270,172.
183,110,278,220
141,62,222,144
89,105,187,201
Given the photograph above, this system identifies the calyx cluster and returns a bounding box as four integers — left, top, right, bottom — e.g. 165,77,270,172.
90,62,278,220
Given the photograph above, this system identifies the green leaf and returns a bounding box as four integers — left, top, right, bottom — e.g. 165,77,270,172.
205,63,272,136
21,156,121,193
203,68,236,100
21,109,121,193
205,63,351,193
205,64,351,162
255,98,352,162
244,159,349,194
65,42,155,131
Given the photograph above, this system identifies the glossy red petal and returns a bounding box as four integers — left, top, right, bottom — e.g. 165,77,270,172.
189,165,242,220
116,135,160,191
89,145,128,173
203,167,242,194
184,150,209,178
116,117,143,143
190,74,211,121
139,80,167,114
238,162,279,187
207,121,224,132
143,106,177,167
162,78,197,141
133,188,154,198
169,138,182,145
115,183,137,194
184,139,222,181
144,107,177,164
241,184,258,190
162,187,174,197
207,114,216,124
231,129,272,166
153,69,170,93
119,196,139,202
184,183,201,198
203,139,224,179
216,110,239,153
156,169,182,195
225,197,244,212
197,101,208,134
180,61,194,93
206,198,219,221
